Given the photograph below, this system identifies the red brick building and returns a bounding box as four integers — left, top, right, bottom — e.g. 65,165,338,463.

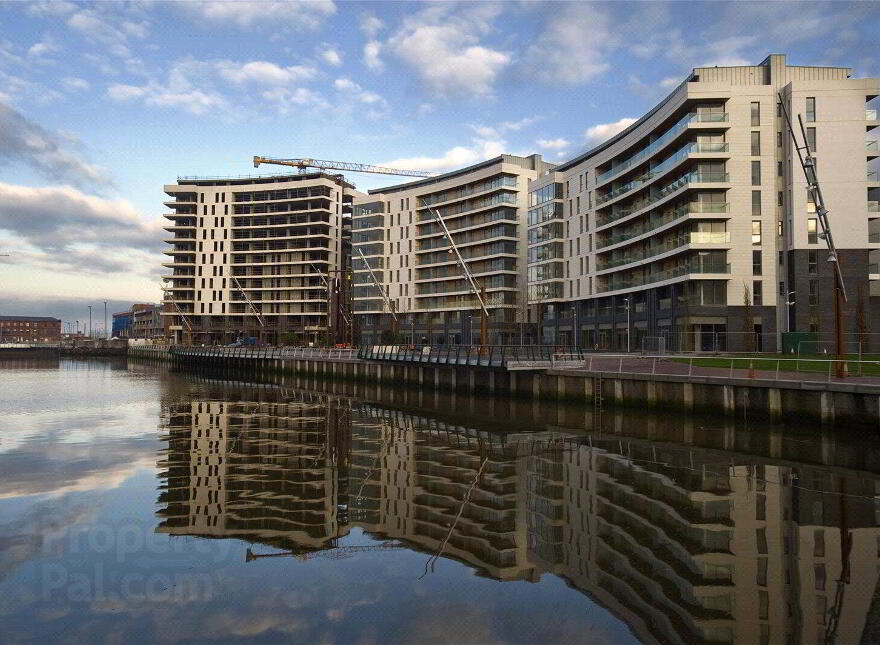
0,316,62,343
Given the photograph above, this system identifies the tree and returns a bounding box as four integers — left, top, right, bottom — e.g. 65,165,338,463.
742,282,756,353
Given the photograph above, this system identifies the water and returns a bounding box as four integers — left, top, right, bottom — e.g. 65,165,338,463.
2,358,880,644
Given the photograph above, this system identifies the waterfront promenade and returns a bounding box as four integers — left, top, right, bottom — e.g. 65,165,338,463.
127,344,880,425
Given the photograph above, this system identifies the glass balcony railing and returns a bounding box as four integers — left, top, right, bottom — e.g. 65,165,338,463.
596,143,729,206
867,140,879,152
869,233,880,243
868,109,878,121
596,112,729,185
870,263,879,273
417,193,517,222
420,175,518,207
870,171,879,181
869,201,880,212
597,202,729,248
597,171,729,228
598,262,730,293
598,232,730,271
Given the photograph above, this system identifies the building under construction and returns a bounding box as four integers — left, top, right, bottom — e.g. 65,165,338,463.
162,172,358,345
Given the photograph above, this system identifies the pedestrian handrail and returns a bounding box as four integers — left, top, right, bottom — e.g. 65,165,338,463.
164,346,358,361
547,353,880,384
359,344,584,368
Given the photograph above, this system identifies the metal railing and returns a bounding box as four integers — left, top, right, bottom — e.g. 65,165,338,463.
169,346,357,360
358,344,583,368
549,353,880,383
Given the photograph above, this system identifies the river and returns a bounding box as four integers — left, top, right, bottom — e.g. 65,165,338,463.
2,357,880,644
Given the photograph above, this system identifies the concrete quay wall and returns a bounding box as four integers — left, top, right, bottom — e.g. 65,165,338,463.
128,345,880,426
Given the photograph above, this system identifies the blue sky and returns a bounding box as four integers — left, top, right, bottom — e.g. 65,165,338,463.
1,0,878,322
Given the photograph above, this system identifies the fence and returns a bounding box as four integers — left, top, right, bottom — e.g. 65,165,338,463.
549,354,880,382
358,345,583,368
167,346,358,361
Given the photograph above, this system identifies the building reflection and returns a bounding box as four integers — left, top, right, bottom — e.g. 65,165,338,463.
156,384,880,644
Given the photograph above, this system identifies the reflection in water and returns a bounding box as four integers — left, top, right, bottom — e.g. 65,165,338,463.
157,379,880,645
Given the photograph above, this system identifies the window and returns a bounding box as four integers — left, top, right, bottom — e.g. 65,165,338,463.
779,281,785,296
752,161,761,185
809,279,819,305
777,131,782,147
806,97,816,122
777,161,783,177
752,220,762,245
751,131,761,156
777,191,783,207
753,280,763,306
751,101,761,126
808,218,818,244
806,127,816,151
752,190,761,216
753,250,762,275
808,249,818,274
776,102,782,118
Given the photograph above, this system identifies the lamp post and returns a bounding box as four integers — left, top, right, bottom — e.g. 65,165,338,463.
624,297,631,352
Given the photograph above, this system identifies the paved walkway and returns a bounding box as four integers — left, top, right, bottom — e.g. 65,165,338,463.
554,355,880,387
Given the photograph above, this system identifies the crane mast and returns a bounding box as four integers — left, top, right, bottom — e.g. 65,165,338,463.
253,156,436,178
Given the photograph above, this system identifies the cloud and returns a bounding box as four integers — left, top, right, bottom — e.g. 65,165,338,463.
104,57,323,117
0,102,111,187
387,4,510,97
262,87,329,114
66,7,149,58
332,78,387,115
215,60,316,85
61,77,90,91
0,182,163,279
180,0,336,30
522,3,614,84
320,46,342,67
536,138,569,150
27,39,58,58
659,76,680,89
381,131,506,173
363,40,383,72
585,117,637,145
415,103,434,117
360,13,383,38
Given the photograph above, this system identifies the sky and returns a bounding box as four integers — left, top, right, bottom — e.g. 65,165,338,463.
0,0,878,324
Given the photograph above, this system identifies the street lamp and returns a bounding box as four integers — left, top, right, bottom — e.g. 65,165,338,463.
624,297,631,353
785,291,795,333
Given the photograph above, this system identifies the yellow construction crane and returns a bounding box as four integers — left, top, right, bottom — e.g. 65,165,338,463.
253,155,436,178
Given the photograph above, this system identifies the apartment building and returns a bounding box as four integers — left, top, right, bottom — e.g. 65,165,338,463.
351,154,554,345
0,315,61,343
532,54,879,352
162,172,356,345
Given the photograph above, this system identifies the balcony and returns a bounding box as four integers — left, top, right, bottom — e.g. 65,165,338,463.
869,201,880,212
597,202,729,250
868,109,878,122
418,208,517,238
868,140,879,158
420,175,518,208
598,261,730,294
417,224,517,252
596,143,729,206
596,112,729,186
598,232,730,272
597,171,730,230
417,193,517,222
870,171,879,182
